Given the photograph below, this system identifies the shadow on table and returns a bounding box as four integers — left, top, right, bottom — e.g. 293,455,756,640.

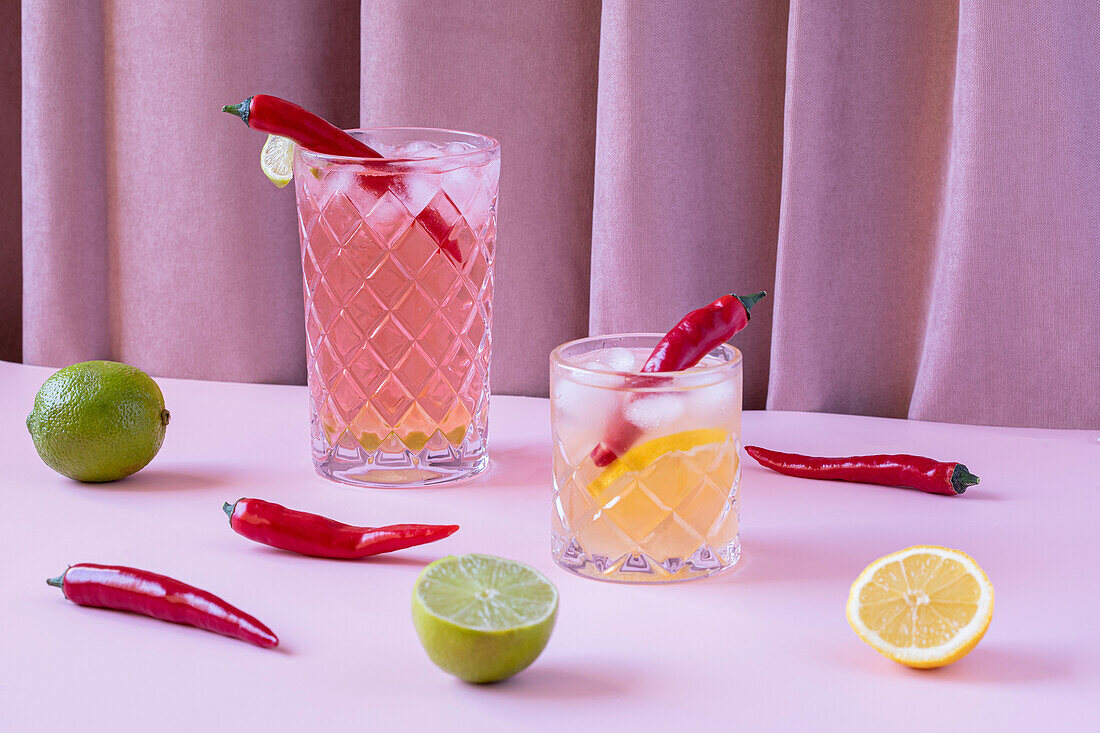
322,444,552,492
239,545,436,567
82,467,228,492
477,661,636,699
930,645,1075,684
715,532,871,584
479,444,552,488
834,638,1074,685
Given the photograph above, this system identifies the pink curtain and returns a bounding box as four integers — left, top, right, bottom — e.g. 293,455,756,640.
0,0,19,363
10,0,1099,428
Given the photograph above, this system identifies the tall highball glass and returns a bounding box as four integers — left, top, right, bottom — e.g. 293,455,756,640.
293,128,500,487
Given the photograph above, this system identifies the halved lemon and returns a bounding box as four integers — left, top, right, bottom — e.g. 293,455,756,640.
260,134,296,188
847,546,993,668
587,427,729,497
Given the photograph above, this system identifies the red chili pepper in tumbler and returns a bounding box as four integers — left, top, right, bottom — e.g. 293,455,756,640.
224,498,460,559
589,291,767,468
643,291,767,373
744,446,980,496
47,564,278,648
222,94,463,263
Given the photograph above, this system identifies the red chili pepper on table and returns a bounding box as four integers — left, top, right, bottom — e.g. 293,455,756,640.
224,498,460,559
744,446,980,496
589,291,766,468
47,564,278,648
222,94,463,263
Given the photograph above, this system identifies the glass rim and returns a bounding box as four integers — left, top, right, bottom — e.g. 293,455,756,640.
296,127,501,166
550,333,742,387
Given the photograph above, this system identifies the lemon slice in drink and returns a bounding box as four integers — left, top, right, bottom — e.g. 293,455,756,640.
260,134,296,188
588,427,729,497
412,554,558,683
847,546,994,668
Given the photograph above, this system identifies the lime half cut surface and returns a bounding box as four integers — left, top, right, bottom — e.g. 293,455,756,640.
412,554,559,683
260,134,296,188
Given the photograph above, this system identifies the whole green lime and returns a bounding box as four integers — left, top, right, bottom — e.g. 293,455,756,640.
412,554,558,684
26,361,170,482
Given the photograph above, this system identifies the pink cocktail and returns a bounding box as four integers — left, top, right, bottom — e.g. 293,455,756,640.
293,128,500,486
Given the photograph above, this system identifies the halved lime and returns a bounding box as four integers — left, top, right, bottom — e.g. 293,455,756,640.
411,554,558,683
260,134,295,188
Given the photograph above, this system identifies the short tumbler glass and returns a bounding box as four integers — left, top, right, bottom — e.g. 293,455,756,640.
550,334,743,582
294,128,500,487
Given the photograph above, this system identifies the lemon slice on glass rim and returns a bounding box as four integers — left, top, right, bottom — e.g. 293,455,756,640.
260,134,296,188
847,545,994,668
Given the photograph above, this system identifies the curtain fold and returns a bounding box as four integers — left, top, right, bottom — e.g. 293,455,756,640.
768,0,959,419
905,0,1100,427
590,0,788,409
11,0,1099,428
360,0,602,398
21,0,110,366
21,0,361,384
0,0,20,364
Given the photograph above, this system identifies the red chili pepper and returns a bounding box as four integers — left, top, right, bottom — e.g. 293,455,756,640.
744,446,980,496
589,291,766,468
222,94,463,263
642,292,767,373
222,94,382,158
47,564,278,648
224,498,460,559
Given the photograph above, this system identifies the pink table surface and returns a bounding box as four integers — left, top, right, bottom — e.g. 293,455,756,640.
1,360,1097,731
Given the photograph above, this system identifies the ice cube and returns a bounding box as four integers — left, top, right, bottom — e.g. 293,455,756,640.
328,168,360,198
441,165,481,210
371,142,401,158
444,141,475,155
690,354,725,370
684,380,739,425
624,393,686,430
553,371,617,422
326,167,378,216
394,173,440,215
579,360,608,372
593,347,638,373
460,158,498,226
396,141,439,159
299,161,330,203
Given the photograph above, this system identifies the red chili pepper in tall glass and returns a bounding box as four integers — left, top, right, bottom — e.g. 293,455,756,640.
744,446,979,496
47,564,279,648
223,94,380,158
224,498,460,559
222,94,463,263
589,292,766,467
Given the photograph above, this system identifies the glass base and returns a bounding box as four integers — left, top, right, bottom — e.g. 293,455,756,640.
551,532,741,583
313,440,488,488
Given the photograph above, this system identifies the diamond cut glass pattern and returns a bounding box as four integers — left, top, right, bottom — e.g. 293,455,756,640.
294,129,499,486
550,336,743,582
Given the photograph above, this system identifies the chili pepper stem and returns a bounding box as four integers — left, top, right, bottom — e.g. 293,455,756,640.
222,99,251,125
46,574,64,588
951,464,981,494
735,291,767,315
222,501,236,520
